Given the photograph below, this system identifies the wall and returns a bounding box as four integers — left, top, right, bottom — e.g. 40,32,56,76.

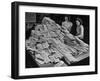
0,0,99,81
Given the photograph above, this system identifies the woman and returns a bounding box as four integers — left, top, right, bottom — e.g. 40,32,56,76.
62,16,73,32
75,18,84,39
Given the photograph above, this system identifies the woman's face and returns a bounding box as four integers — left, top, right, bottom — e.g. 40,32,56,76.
65,17,68,21
76,20,81,26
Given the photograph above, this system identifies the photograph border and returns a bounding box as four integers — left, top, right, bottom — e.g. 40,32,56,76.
11,1,98,79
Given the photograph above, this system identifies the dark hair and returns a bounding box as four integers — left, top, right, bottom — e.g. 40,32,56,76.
76,18,83,24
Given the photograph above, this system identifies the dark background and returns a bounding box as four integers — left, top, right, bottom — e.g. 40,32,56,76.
25,12,89,68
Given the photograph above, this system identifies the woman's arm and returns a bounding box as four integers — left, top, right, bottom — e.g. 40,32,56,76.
77,25,84,39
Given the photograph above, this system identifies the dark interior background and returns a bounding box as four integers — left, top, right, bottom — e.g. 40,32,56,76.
25,12,90,68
